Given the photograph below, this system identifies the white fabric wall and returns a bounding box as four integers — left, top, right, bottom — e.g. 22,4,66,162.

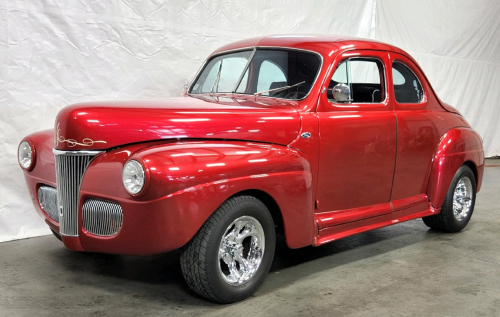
1,0,499,242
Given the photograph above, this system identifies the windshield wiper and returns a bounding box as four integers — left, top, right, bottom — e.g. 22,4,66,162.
232,48,256,93
210,60,223,95
254,81,305,100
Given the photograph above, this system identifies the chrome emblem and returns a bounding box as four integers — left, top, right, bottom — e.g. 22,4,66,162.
301,132,312,139
56,123,107,147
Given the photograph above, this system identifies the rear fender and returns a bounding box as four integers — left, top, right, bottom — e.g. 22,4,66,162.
427,128,484,209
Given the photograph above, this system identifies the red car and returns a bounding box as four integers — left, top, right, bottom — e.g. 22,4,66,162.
18,35,484,303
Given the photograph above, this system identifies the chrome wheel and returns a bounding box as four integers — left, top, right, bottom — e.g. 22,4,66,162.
218,216,265,286
181,195,275,303
453,176,473,221
422,165,476,233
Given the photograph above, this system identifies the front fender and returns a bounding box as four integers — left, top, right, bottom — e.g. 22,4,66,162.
138,141,315,249
80,141,314,253
427,128,484,209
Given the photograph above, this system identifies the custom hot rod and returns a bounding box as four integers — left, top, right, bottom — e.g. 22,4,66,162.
18,35,484,303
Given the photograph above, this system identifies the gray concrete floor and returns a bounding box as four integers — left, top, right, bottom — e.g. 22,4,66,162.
1,160,499,317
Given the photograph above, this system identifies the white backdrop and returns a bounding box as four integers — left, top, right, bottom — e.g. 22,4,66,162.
1,0,499,242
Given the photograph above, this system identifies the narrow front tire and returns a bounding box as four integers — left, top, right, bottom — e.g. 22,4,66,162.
180,195,276,303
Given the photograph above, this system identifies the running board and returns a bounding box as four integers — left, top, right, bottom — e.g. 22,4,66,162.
313,204,439,246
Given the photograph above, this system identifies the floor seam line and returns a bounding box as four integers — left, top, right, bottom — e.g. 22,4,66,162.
472,258,500,266
24,295,65,317
332,247,493,311
0,280,65,317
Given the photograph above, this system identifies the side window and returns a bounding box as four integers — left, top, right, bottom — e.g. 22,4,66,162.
328,59,385,103
392,62,424,103
256,61,287,95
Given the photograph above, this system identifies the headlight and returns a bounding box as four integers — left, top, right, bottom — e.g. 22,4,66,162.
18,140,34,171
122,160,145,195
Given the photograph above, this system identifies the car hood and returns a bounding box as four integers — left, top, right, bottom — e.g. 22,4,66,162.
54,96,301,151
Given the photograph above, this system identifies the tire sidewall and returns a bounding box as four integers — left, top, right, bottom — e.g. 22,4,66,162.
206,198,276,302
444,166,476,231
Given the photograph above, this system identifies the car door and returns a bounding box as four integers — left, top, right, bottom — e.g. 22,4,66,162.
388,53,443,212
315,50,397,227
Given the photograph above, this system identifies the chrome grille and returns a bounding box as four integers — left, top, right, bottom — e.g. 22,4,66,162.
54,150,102,237
38,186,59,222
83,198,123,236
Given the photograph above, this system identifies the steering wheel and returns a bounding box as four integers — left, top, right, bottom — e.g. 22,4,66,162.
284,91,308,99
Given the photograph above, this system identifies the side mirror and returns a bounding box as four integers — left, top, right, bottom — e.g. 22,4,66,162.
332,83,351,102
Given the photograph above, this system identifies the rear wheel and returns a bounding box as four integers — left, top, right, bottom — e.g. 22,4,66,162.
422,165,476,232
180,195,275,303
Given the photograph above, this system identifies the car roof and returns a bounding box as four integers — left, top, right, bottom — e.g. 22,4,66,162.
211,34,409,57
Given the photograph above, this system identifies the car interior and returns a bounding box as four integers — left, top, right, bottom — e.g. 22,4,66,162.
327,80,383,103
392,62,423,103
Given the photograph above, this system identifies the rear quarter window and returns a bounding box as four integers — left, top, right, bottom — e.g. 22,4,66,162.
392,62,424,103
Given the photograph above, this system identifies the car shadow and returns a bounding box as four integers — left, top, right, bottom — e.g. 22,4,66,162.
51,219,438,306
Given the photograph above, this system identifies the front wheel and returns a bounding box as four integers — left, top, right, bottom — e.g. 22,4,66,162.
180,195,276,303
422,165,476,232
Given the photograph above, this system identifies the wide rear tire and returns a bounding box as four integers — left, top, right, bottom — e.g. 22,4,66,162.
422,165,476,232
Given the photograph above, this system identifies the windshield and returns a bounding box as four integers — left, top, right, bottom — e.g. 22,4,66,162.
189,48,322,100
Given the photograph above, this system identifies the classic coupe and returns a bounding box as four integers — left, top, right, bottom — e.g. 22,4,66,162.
18,35,484,303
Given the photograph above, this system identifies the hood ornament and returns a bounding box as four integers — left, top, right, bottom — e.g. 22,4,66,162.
55,123,107,147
